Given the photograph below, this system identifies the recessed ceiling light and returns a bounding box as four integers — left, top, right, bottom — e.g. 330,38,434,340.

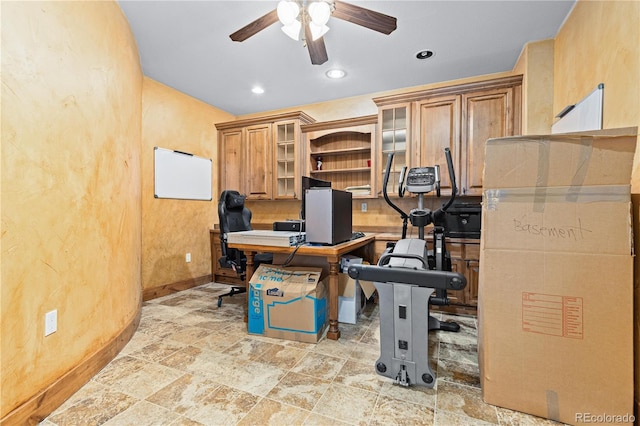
416,50,434,60
251,86,265,94
326,69,346,79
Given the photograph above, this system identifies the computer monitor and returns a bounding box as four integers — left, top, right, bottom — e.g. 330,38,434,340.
300,176,331,220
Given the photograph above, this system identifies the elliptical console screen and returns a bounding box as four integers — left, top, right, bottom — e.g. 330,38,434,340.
406,167,438,193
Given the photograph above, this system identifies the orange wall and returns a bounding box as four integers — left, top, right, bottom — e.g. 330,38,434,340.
1,1,142,418
141,78,234,291
554,0,639,130
513,39,555,135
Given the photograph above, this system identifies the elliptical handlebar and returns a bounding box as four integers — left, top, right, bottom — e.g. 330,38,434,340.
435,147,457,215
398,166,407,198
383,153,409,239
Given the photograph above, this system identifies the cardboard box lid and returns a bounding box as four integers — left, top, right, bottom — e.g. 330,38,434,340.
338,273,357,298
250,264,323,296
337,273,376,299
483,129,637,190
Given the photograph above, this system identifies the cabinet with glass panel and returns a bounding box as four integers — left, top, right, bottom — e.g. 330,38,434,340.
377,103,411,196
374,75,522,198
274,121,297,199
215,111,315,200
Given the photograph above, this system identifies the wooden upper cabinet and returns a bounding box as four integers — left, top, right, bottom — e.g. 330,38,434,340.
215,111,315,200
245,123,272,200
462,86,519,195
416,95,461,192
219,128,244,193
374,75,522,198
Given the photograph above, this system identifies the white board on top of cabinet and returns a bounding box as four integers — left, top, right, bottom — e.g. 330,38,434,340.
552,84,603,134
154,147,212,200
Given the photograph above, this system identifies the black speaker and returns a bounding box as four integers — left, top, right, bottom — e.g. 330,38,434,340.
273,220,305,232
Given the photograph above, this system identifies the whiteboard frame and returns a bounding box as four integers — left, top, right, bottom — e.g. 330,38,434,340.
154,147,213,201
551,84,604,134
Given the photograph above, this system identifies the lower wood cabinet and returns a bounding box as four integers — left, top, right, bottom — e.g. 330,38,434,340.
372,234,479,315
444,242,479,311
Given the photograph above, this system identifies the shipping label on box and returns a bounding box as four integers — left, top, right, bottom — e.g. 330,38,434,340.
248,265,327,343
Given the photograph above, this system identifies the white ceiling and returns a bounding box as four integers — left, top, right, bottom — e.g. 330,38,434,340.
118,0,576,116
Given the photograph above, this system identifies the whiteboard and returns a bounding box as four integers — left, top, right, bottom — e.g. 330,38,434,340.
154,147,212,200
552,84,603,134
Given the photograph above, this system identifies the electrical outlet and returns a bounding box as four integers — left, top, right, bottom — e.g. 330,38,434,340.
186,253,191,263
45,310,57,336
361,202,368,212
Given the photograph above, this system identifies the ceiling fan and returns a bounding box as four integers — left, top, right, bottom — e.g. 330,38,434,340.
230,1,397,65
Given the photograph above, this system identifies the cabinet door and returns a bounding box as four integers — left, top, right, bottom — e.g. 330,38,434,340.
378,104,410,196
219,128,244,193
273,120,298,199
417,95,461,193
462,87,516,195
245,124,273,200
447,257,467,305
465,259,479,307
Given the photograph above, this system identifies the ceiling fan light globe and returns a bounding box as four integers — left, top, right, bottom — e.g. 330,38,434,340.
281,20,302,41
309,22,329,41
277,0,300,25
308,1,331,26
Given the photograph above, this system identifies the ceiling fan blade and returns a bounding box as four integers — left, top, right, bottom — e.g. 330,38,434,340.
332,1,397,35
305,25,328,65
229,9,279,42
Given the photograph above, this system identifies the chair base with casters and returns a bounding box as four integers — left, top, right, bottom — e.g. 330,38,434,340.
217,285,245,307
217,189,273,308
216,253,272,307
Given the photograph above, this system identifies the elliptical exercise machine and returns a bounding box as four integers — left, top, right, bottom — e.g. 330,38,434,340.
347,147,466,388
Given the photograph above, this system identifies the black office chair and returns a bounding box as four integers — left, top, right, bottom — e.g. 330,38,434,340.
217,190,272,307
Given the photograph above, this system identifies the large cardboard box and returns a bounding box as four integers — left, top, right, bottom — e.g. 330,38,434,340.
479,129,637,425
248,265,327,343
632,186,640,421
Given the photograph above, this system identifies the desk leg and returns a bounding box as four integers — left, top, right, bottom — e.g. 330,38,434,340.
243,251,256,324
326,261,341,340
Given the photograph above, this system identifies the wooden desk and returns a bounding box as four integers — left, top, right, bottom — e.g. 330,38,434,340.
228,235,375,340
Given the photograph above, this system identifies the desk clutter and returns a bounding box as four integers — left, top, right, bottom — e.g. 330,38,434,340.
226,230,305,247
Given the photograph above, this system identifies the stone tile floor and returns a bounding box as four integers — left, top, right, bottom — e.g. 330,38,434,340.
42,282,561,425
